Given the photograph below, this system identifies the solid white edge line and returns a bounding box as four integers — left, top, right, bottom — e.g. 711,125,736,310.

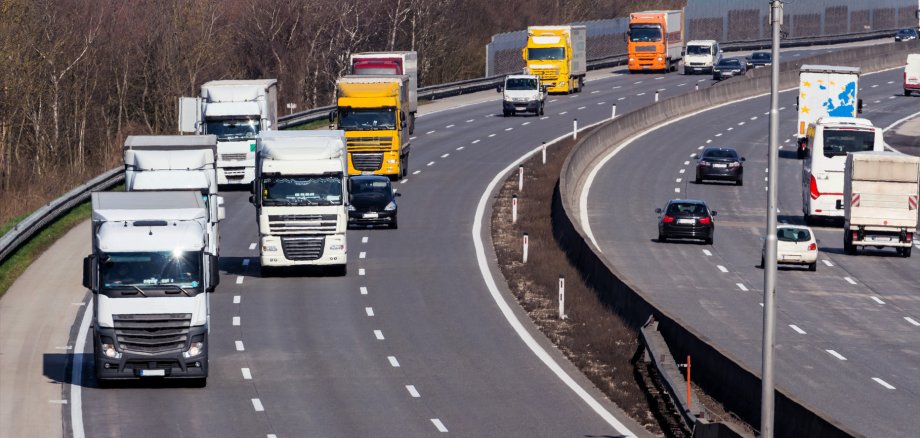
579,65,903,255
472,126,636,436
70,297,93,438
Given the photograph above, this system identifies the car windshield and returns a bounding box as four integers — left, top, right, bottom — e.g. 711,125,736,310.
101,251,202,292
752,52,770,60
629,25,662,42
505,78,537,90
719,59,741,67
351,178,391,196
205,118,259,141
687,45,711,55
898,29,915,36
527,47,564,61
702,149,739,159
666,203,708,216
822,129,875,157
338,108,396,130
777,228,810,242
261,175,343,206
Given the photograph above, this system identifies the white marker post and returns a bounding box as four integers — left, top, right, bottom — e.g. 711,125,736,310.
512,194,518,224
655,90,659,102
541,141,547,165
573,118,578,140
611,104,617,119
695,84,699,91
522,233,529,263
518,165,524,191
558,275,567,320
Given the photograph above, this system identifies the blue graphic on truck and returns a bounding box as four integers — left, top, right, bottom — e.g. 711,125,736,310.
822,81,856,117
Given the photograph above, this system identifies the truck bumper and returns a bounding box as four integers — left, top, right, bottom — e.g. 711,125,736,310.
260,234,347,267
94,326,208,380
216,165,255,185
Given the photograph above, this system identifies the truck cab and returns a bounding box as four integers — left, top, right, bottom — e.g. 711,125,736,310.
499,74,545,116
83,191,219,385
683,40,721,75
523,26,586,94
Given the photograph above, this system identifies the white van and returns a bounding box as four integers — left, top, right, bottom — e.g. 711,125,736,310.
683,40,721,75
904,54,920,96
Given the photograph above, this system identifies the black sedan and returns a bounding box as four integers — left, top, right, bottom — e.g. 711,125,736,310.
895,28,918,42
745,51,772,68
694,147,744,185
656,199,717,244
712,57,746,80
348,175,400,228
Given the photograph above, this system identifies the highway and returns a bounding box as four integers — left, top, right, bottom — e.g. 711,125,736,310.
584,67,920,437
0,42,887,438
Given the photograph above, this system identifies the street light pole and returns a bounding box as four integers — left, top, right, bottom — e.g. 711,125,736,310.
762,1,783,437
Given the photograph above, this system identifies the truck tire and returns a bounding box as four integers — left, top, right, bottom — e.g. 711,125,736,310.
503,109,510,117
190,378,207,388
331,264,347,276
905,89,912,97
902,246,912,257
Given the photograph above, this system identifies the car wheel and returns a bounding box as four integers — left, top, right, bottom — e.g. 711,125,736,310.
658,232,667,242
503,110,510,117
736,178,743,186
695,174,702,184
760,255,765,268
844,233,856,255
705,237,713,245
808,262,817,272
389,216,398,230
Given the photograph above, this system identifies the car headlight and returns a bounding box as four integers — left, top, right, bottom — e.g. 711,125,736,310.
698,161,712,167
728,162,740,168
384,201,397,211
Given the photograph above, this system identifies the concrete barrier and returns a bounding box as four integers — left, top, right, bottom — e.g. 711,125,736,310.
555,40,920,437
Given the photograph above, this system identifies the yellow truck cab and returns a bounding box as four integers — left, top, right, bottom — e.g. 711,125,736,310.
522,26,586,94
331,75,411,179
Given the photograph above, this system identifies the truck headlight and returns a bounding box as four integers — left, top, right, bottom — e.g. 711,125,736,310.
262,244,278,252
329,244,345,251
101,338,122,359
183,340,204,358
387,159,397,164
385,201,397,211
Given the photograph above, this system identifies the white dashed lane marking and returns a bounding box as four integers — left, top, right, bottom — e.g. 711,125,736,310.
445,124,454,128
232,316,240,326
466,119,474,123
559,111,568,115
488,134,496,137
826,350,847,361
702,249,712,256
472,139,480,144
374,330,385,340
236,276,244,285
413,170,421,175
365,307,374,317
241,368,252,380
426,130,436,134
717,265,728,273
844,277,857,285
427,161,435,166
359,252,366,259
359,268,366,276
505,127,514,131
618,97,626,101
251,398,265,412
388,356,400,367
235,341,245,351
362,236,368,243
736,283,749,292
871,296,885,304
441,153,450,158
431,419,448,433
248,243,257,250
360,287,368,295
406,385,420,397
233,295,241,304
789,324,807,334
822,259,833,267
905,317,920,327
873,378,895,389
457,146,464,150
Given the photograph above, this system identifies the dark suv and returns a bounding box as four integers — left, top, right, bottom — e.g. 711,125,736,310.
656,200,717,244
348,175,400,228
695,147,744,185
895,28,919,42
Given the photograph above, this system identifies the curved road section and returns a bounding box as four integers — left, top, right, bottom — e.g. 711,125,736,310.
0,42,878,437
585,67,920,437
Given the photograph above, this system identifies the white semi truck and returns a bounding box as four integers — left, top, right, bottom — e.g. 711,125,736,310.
83,191,220,385
796,65,862,158
251,131,349,275
842,151,920,257
179,79,278,185
350,51,418,134
123,134,224,290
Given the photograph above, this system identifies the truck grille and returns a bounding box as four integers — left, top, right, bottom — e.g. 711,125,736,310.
222,167,245,178
268,214,338,233
113,313,191,354
347,136,393,152
530,69,558,80
220,153,247,161
634,45,658,52
351,153,384,171
281,236,325,261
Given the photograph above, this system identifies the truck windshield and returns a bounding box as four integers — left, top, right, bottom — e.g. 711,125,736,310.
261,175,343,206
338,108,396,130
101,251,202,295
205,118,259,141
527,48,564,61
505,78,537,90
629,25,662,42
687,45,711,55
823,129,875,157
353,60,401,75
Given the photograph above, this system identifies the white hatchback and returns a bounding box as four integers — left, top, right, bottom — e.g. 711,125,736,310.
762,225,819,271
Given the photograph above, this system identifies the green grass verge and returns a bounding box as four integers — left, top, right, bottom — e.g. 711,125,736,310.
0,201,91,298
0,213,30,236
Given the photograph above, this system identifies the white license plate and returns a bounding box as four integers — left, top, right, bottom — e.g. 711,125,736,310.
678,218,695,225
782,255,800,261
140,369,165,377
713,163,727,168
363,213,379,219
868,236,893,242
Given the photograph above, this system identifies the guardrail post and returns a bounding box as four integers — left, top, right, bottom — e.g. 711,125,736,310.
512,194,518,224
611,104,617,119
655,90,660,102
558,275,567,320
541,141,547,165
695,84,699,91
522,232,529,264
573,118,578,140
518,165,524,191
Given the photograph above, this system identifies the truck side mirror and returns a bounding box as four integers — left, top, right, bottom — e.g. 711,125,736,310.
521,48,527,60
857,99,863,114
208,193,220,223
217,196,226,221
400,111,407,128
248,195,255,204
328,110,336,123
82,255,95,290
795,97,799,109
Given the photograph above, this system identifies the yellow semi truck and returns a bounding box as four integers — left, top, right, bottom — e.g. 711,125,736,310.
522,25,586,94
330,75,411,179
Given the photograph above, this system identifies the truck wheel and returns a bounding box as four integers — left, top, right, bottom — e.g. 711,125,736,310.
903,246,912,258
503,110,510,117
905,89,912,97
259,265,271,277
332,264,347,276
190,378,207,388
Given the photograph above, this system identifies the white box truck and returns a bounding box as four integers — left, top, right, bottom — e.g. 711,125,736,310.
82,191,220,385
796,65,862,158
842,151,920,257
179,79,278,185
350,51,418,134
123,134,225,290
251,131,348,275
523,25,587,94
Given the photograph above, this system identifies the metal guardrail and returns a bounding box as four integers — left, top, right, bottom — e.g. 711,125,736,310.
0,168,123,264
0,28,902,265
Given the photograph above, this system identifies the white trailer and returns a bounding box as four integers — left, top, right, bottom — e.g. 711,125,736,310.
179,79,278,185
350,51,418,133
251,130,349,275
83,191,220,384
796,65,861,158
842,151,920,257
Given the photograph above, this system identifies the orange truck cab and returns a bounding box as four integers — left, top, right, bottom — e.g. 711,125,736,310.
627,10,684,73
